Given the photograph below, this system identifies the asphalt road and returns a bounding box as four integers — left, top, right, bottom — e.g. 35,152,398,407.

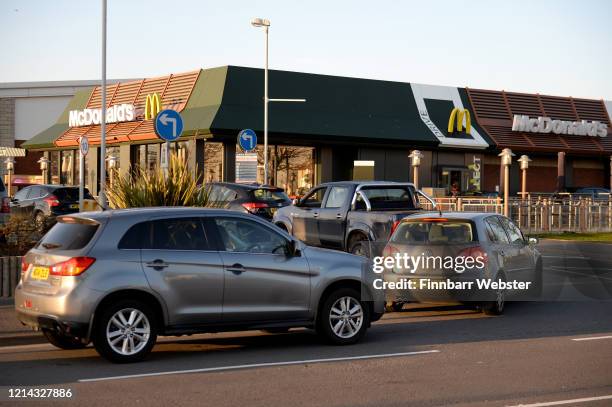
0,240,611,407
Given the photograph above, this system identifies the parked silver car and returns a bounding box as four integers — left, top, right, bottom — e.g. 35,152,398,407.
382,212,542,315
15,208,384,363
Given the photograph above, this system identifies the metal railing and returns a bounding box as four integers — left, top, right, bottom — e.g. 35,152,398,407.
418,195,612,233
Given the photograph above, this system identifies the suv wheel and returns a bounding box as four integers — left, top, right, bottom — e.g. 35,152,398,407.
348,235,370,258
318,288,369,345
93,300,157,363
42,328,87,350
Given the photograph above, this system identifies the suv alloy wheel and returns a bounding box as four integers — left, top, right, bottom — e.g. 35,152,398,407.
93,299,157,363
318,288,369,345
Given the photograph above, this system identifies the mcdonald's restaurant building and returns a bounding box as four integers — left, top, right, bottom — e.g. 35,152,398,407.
22,66,612,197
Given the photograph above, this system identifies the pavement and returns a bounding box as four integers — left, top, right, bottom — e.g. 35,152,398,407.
0,240,610,406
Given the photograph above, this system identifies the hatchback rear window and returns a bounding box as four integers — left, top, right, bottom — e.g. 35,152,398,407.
37,221,99,250
52,188,94,201
252,189,289,202
391,220,475,244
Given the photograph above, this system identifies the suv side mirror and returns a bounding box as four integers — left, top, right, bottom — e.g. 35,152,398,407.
286,239,301,257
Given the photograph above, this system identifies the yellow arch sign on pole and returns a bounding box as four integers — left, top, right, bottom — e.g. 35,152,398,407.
448,108,471,134
144,93,162,120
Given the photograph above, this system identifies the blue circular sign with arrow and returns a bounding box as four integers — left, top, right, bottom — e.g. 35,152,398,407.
238,129,257,152
154,109,184,141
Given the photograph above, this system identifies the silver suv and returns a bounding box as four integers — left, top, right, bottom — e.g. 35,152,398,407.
15,208,384,363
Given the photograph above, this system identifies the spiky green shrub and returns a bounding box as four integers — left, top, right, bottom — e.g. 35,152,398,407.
106,153,208,209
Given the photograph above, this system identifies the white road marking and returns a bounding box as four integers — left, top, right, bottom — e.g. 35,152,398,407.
507,394,612,406
571,335,612,342
79,350,440,382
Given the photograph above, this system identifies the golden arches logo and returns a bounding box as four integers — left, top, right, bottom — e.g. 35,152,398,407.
448,108,471,134
144,93,162,120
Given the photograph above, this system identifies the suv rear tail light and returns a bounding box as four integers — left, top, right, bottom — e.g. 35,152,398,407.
44,195,60,207
50,257,96,276
458,246,488,264
1,197,10,213
242,202,269,213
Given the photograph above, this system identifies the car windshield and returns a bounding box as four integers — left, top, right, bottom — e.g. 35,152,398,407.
358,187,417,210
37,221,99,250
252,188,289,202
391,220,475,244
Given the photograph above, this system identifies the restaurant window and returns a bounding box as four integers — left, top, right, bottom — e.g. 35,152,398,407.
248,145,315,197
204,142,223,183
74,151,88,187
60,150,75,185
171,141,189,164
135,143,160,175
49,151,60,184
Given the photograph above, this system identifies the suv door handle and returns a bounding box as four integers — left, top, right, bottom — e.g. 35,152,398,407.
146,259,169,270
336,213,342,219
313,212,319,218
226,263,246,274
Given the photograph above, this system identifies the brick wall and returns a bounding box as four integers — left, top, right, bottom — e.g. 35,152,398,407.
0,98,15,178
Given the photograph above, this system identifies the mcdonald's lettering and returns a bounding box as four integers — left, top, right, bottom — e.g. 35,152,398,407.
448,108,471,134
144,93,162,120
68,104,135,127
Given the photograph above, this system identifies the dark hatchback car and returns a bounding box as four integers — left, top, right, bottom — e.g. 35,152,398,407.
205,183,291,220
9,185,94,227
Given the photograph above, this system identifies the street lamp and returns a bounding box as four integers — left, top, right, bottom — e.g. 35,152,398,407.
409,150,423,189
251,17,305,185
498,148,515,216
99,0,108,209
38,156,50,184
517,155,531,201
106,155,118,189
4,157,15,197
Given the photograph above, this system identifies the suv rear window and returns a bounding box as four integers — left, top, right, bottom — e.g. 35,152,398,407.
252,188,289,202
37,221,99,250
391,220,475,244
52,187,94,201
358,187,417,210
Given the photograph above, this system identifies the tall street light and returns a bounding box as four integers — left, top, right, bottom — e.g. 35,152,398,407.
251,17,305,185
499,148,515,216
99,0,108,208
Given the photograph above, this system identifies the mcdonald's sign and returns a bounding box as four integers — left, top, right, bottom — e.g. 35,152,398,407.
144,93,162,120
448,108,471,135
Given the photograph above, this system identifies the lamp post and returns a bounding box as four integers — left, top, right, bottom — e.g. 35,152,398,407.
251,17,306,185
409,150,423,189
4,158,15,197
517,155,531,201
99,0,108,208
106,155,117,189
38,156,50,184
498,148,515,216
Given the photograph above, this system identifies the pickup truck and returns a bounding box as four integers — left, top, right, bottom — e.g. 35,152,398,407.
272,181,435,256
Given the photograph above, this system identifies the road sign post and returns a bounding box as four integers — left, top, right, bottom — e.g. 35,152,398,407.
154,110,184,178
79,136,89,212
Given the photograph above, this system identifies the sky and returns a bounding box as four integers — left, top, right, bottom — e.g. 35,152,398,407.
1,0,611,99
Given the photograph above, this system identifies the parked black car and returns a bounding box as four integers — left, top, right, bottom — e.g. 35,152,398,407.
9,185,94,227
204,182,291,220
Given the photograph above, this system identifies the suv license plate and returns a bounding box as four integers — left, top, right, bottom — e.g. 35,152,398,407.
31,266,50,280
70,204,79,209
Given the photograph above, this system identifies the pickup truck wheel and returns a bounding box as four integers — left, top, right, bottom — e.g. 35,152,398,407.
93,300,157,363
42,329,87,350
348,236,370,258
317,288,369,345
